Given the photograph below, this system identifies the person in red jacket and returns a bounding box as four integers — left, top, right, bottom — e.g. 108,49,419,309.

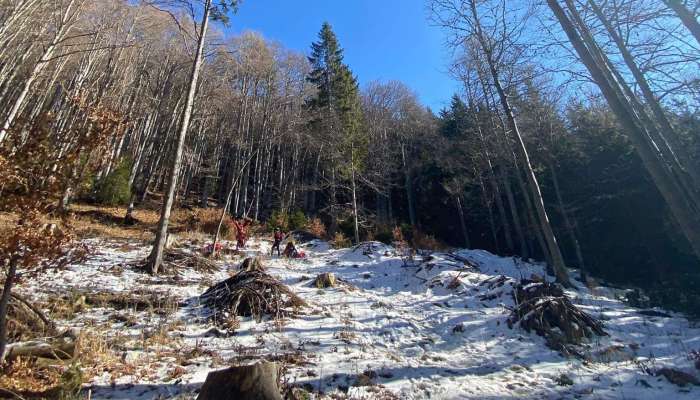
283,240,298,258
271,228,285,257
233,218,252,249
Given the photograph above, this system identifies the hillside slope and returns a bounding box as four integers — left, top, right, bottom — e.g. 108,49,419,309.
13,237,700,399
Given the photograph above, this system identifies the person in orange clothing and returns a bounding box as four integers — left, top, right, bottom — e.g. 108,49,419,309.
232,218,252,249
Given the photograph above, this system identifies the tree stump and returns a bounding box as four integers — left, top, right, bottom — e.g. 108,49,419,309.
240,257,265,273
197,361,282,400
314,272,336,288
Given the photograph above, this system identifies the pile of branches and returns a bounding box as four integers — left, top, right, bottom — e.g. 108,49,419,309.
507,279,607,355
200,268,306,323
164,248,219,273
132,248,218,275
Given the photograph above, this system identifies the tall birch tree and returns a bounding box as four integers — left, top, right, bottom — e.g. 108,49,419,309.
430,0,573,286
147,0,238,274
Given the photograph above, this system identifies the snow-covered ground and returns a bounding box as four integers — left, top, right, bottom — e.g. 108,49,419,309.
17,237,700,399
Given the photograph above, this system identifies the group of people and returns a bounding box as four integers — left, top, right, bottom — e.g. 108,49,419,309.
225,217,303,259
271,228,303,258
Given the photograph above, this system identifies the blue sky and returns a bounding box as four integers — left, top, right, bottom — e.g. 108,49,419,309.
226,0,458,111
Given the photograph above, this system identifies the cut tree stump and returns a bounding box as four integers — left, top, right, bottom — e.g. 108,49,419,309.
197,361,282,400
240,257,265,273
314,272,336,288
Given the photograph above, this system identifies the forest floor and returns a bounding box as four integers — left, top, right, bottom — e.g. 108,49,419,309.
4,206,700,399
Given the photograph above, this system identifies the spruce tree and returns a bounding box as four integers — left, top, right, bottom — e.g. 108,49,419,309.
306,23,366,242
307,22,344,113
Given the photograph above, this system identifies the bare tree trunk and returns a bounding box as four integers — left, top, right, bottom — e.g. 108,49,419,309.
473,66,517,255
469,0,571,286
455,195,471,248
375,191,385,225
489,165,514,254
309,147,321,213
588,0,700,193
478,170,500,253
0,256,19,363
663,0,700,46
351,164,360,243
550,163,585,273
517,166,549,264
493,80,569,284
58,152,87,212
0,0,78,144
401,143,417,227
502,169,528,258
549,0,700,263
0,0,44,48
148,0,211,274
211,151,257,257
387,189,394,223
567,0,699,214
329,167,338,235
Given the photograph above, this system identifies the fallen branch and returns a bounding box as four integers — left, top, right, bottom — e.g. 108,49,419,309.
7,293,57,342
11,293,53,329
5,330,77,361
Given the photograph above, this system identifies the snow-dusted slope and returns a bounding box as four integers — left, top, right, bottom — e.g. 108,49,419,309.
20,238,700,399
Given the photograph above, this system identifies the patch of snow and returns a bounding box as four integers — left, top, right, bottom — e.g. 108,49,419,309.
14,238,700,399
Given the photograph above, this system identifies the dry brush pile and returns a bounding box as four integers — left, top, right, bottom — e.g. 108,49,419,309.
132,247,219,276
200,258,306,324
507,279,607,356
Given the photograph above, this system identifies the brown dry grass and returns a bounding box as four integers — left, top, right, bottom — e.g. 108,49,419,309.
185,207,235,240
0,204,157,243
0,357,64,398
412,230,449,251
0,202,235,244
69,203,159,241
77,327,126,378
0,201,235,396
0,327,126,399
